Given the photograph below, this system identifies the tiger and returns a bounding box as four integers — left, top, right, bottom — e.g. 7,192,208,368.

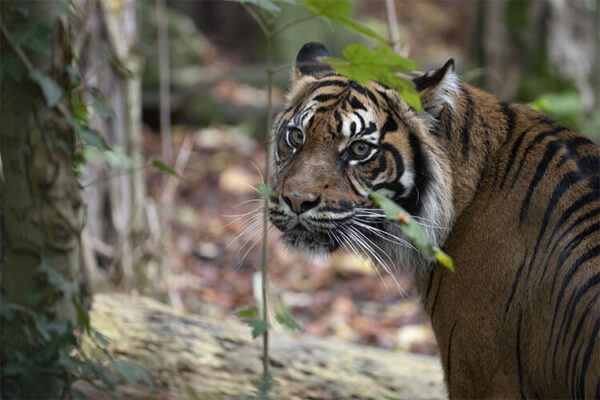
267,42,600,398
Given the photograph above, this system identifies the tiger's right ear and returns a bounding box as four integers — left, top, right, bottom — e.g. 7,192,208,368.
294,42,333,81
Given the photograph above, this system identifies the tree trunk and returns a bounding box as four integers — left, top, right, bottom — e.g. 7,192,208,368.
75,0,148,286
75,294,446,400
0,1,83,397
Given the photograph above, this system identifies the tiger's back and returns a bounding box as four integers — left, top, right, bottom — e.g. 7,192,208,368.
422,86,600,398
268,42,600,398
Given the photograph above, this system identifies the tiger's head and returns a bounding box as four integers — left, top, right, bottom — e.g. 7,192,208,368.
268,42,459,273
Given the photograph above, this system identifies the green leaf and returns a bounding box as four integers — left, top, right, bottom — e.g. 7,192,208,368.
66,115,110,150
36,256,77,295
11,23,52,56
92,329,110,347
72,296,90,334
236,306,258,318
248,318,269,339
151,160,185,181
71,93,89,124
256,183,273,199
96,365,116,389
323,44,422,111
369,190,454,271
91,88,115,119
275,309,302,332
29,69,63,107
305,0,351,17
379,393,403,400
305,0,387,44
0,52,24,82
434,248,454,272
66,65,81,86
113,359,154,387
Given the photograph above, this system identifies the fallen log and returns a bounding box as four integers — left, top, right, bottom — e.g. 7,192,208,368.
75,293,445,399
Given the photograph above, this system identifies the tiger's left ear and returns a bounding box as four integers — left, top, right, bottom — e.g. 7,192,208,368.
412,59,459,117
294,42,334,82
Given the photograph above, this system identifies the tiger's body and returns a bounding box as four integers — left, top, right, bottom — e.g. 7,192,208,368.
268,43,600,398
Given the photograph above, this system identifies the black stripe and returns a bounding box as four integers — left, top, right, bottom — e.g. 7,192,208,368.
505,253,527,319
552,272,600,377
500,127,532,189
424,270,435,302
546,241,600,369
312,79,349,90
508,126,566,191
401,132,430,216
367,146,393,182
544,191,598,251
430,274,443,321
349,96,366,111
577,316,600,398
500,102,516,146
519,140,564,223
530,171,583,280
364,87,379,107
549,245,600,351
313,93,338,102
446,320,458,399
560,273,600,348
379,114,398,140
334,110,343,134
543,208,600,281
476,135,491,194
460,87,474,160
550,226,600,297
571,340,584,398
516,310,526,399
565,291,600,387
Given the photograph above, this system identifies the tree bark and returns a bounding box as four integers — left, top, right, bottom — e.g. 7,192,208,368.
0,1,83,396
75,294,446,400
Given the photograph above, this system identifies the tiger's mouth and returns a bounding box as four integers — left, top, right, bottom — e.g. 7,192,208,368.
281,225,340,253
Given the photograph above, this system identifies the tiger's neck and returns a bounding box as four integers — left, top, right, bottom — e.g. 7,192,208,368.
436,84,509,221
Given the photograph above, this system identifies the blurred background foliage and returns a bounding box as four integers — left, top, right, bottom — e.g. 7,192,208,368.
140,0,599,141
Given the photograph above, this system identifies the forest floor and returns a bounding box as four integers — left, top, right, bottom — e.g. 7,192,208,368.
142,124,438,357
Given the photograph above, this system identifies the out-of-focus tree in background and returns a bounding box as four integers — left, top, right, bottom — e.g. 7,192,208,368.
76,0,149,290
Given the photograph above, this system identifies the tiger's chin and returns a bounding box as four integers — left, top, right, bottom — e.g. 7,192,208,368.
281,226,340,254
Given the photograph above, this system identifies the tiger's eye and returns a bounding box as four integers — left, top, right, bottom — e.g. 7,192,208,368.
289,128,304,146
351,141,371,157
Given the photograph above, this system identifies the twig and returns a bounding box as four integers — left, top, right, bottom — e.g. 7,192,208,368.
156,0,172,166
160,135,193,207
385,0,409,57
260,33,274,385
267,62,294,75
272,15,316,37
241,3,270,37
82,166,145,188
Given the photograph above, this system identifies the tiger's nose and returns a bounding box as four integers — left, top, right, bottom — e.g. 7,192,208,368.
282,192,321,214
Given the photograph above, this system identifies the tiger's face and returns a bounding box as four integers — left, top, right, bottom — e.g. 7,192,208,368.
268,78,416,253
268,43,455,269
